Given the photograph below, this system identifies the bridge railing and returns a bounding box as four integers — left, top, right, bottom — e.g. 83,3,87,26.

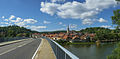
44,37,79,59
0,37,28,43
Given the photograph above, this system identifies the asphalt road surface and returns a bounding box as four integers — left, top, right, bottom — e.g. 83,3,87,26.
0,38,41,59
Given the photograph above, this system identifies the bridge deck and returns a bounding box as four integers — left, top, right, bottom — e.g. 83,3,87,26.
34,39,56,59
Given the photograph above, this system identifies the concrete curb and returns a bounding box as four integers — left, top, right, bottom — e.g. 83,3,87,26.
0,38,30,47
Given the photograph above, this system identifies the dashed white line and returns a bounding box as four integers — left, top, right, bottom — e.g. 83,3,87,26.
0,40,34,56
0,47,17,55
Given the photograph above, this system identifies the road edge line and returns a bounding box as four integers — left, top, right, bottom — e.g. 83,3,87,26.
0,39,34,56
0,38,30,47
32,38,43,59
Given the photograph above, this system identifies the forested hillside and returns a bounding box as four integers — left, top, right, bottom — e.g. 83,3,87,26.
80,27,120,40
0,25,38,37
80,27,112,33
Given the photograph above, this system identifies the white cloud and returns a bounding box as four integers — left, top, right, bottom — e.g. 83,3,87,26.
29,26,47,31
15,22,25,26
98,18,108,23
82,19,94,25
59,22,62,25
70,24,77,28
1,15,38,27
40,0,117,19
101,25,111,28
40,2,60,15
0,22,12,26
31,26,47,29
2,16,5,19
51,0,65,3
23,19,37,24
4,19,9,21
15,19,37,27
0,15,46,31
43,20,51,24
16,17,23,22
63,24,66,26
9,15,15,20
8,15,23,23
0,22,9,24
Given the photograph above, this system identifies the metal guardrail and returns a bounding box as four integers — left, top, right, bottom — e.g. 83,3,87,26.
44,37,79,59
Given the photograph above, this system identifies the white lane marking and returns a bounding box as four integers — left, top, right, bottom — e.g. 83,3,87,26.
32,38,43,59
0,40,34,56
0,47,17,55
17,43,28,47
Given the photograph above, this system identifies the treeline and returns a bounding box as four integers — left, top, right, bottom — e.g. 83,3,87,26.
0,25,38,38
80,27,120,41
80,27,112,33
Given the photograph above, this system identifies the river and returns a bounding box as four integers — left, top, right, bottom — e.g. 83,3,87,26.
64,43,117,59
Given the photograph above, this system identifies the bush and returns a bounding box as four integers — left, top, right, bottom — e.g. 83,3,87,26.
107,42,120,59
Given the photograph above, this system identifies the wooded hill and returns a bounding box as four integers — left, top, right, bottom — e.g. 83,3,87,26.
0,25,38,37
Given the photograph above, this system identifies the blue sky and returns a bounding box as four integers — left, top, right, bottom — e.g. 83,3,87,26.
0,0,120,32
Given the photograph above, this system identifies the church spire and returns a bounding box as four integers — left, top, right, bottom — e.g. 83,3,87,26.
67,24,70,34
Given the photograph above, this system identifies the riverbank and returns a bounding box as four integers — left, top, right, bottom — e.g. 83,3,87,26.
56,41,96,46
63,43,117,59
70,42,95,44
56,41,119,46
56,39,120,45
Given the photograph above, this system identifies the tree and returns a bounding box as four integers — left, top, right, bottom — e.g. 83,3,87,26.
0,25,38,38
116,0,120,1
116,0,120,4
107,42,120,59
111,9,120,29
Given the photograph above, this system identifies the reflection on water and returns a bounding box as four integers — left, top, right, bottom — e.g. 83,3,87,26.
64,43,116,59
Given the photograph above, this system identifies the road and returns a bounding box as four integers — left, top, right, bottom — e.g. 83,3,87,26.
0,38,41,59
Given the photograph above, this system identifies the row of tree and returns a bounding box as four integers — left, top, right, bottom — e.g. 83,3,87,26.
79,27,120,41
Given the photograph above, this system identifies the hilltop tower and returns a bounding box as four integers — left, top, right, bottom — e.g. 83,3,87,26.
67,24,70,34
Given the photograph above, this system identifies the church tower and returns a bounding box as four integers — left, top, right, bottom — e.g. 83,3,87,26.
67,24,70,34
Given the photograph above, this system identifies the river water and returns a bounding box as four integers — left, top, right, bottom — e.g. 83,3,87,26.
64,43,117,59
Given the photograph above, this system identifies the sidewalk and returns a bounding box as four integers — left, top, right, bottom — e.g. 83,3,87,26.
34,39,56,59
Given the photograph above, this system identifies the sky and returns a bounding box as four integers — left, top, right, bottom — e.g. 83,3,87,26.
0,0,120,32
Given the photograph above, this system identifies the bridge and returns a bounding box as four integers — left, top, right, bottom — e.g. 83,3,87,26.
0,37,79,59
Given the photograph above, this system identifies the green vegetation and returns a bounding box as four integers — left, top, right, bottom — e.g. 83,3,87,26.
0,25,38,37
107,42,120,59
70,42,95,44
0,25,38,42
78,9,120,41
80,27,111,33
116,0,120,1
80,27,120,41
106,9,120,59
55,40,70,46
111,9,120,29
